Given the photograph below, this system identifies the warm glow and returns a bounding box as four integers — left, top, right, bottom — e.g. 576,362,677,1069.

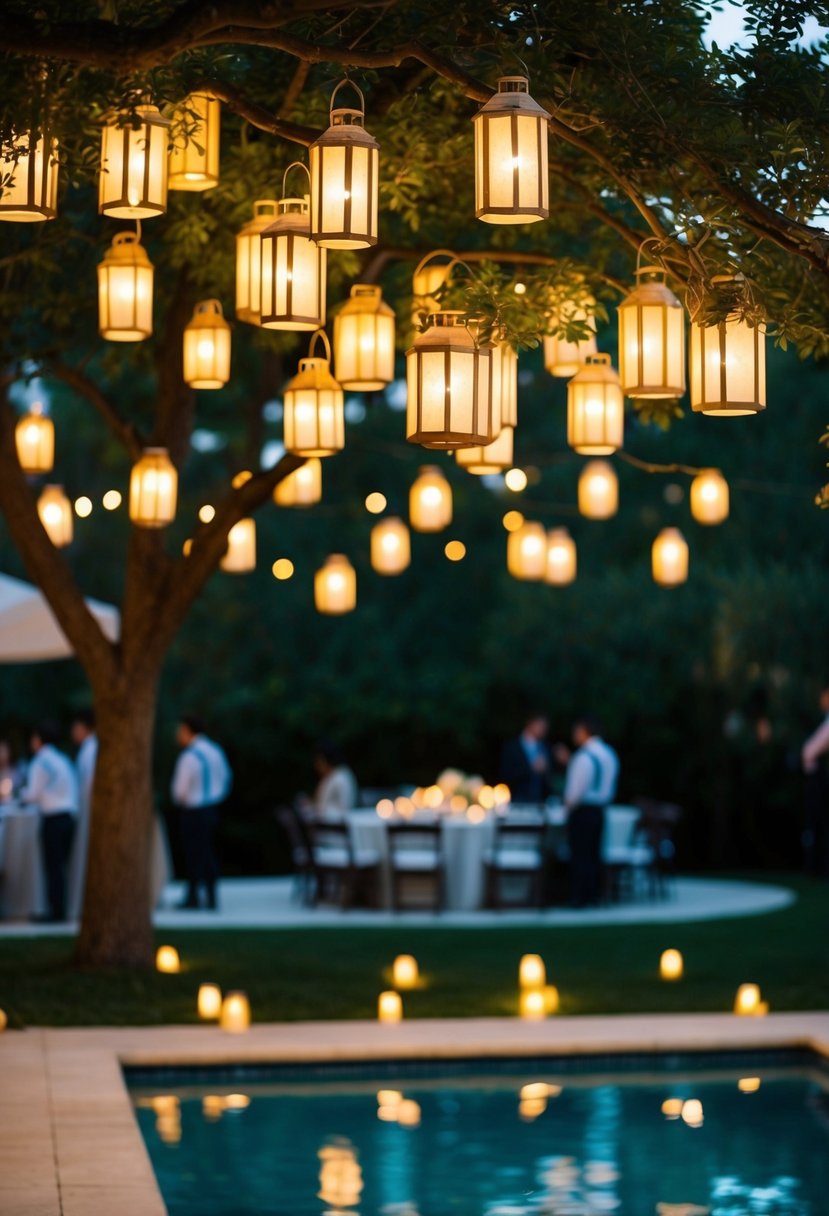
652,527,689,587
334,285,395,389
502,509,524,532
493,783,511,806
197,983,222,1019
456,426,514,475
129,448,177,528
734,982,763,1016
491,339,518,429
37,485,72,547
690,468,729,525
578,460,618,520
544,985,560,1014
99,105,170,219
272,558,294,580
74,496,92,519
660,948,684,981
661,1098,684,1119
15,403,54,473
567,354,625,454
407,312,493,449
310,80,379,249
397,1099,421,1127
681,1098,704,1127
183,299,231,389
504,467,527,492
519,989,547,1020
473,76,550,224
155,945,180,974
221,518,256,573
519,954,546,989
376,798,394,818
378,990,403,1023
545,528,577,586
544,296,598,378
507,521,546,580
102,489,122,511
738,1077,761,1093
0,131,59,221
412,254,452,328
618,270,686,399
409,466,452,532
274,459,322,507
169,93,221,192
198,504,215,524
260,172,327,331
318,1142,363,1207
445,539,466,561
235,200,279,324
690,315,766,415
365,491,387,514
392,955,419,989
220,990,251,1033
315,554,356,614
97,231,154,342
371,516,411,575
283,330,345,457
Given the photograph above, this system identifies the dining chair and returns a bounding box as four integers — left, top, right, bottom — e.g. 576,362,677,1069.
386,820,443,912
484,816,545,909
602,805,654,902
274,806,315,905
308,818,380,909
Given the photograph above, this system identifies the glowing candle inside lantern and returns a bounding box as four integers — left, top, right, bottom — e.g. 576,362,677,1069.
660,948,684,981
519,954,546,989
392,955,419,989
220,990,251,1033
197,982,222,1019
378,990,403,1023
155,945,180,974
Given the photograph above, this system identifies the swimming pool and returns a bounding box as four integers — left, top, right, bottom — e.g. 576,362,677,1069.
129,1051,829,1215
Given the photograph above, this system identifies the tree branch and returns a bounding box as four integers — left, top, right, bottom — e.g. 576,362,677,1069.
43,360,145,460
197,80,320,146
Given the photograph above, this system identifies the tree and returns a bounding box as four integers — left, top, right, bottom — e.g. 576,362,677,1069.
0,0,827,967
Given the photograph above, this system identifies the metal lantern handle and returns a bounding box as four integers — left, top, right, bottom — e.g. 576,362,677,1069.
307,328,332,363
329,78,366,118
412,248,460,281
194,299,224,318
281,161,311,199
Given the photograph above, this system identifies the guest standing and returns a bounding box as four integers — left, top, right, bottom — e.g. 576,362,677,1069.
171,715,232,910
68,709,97,919
499,713,551,804
802,682,829,877
561,715,620,908
20,723,79,922
0,739,25,803
311,740,358,818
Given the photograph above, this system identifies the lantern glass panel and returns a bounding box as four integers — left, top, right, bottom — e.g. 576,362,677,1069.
99,106,170,219
546,529,577,585
652,527,689,586
0,132,59,221
183,299,231,389
97,232,154,342
567,355,624,454
456,425,514,474
409,466,452,532
274,459,322,506
129,448,178,527
618,274,686,398
690,317,766,415
38,486,72,547
310,83,379,249
235,200,278,324
474,77,549,224
406,313,493,449
507,521,546,580
260,192,326,331
15,407,54,473
334,285,395,390
168,93,220,191
371,517,411,574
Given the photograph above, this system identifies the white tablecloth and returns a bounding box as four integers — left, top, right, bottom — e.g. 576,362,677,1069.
0,805,46,920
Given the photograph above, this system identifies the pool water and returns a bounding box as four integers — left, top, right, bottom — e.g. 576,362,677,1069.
130,1055,829,1216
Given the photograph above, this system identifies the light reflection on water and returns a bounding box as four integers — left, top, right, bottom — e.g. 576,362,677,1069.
132,1067,828,1216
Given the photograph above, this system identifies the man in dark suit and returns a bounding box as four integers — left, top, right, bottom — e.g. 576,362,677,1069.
499,713,551,804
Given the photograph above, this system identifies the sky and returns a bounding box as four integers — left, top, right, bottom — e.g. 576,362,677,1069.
703,2,828,50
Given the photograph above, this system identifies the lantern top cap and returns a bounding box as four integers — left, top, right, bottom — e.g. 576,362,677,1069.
418,464,447,477
314,78,379,148
620,274,683,308
569,352,621,384
326,553,351,564
696,466,724,478
189,298,230,327
41,483,64,493
140,446,171,458
659,526,685,539
338,283,394,317
548,526,571,539
102,230,152,266
476,76,550,119
114,103,171,129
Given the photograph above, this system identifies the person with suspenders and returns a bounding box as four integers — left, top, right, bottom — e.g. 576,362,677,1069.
171,714,232,910
562,714,620,908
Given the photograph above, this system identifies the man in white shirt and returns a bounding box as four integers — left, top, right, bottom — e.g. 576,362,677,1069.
68,709,98,919
171,715,232,910
802,684,829,876
21,723,79,922
561,715,620,908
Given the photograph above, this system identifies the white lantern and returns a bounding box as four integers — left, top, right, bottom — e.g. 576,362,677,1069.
221,519,256,573
129,447,177,528
260,163,327,331
315,554,356,614
567,354,625,454
310,80,379,249
578,460,618,519
690,468,729,525
618,269,686,398
183,299,231,389
0,131,58,221
37,485,72,547
371,517,411,575
652,527,689,586
544,296,598,378
473,76,550,224
98,105,170,219
491,338,518,429
283,330,345,457
507,520,546,580
456,426,514,474
235,199,278,325
15,403,54,474
97,231,154,342
409,466,452,532
334,285,395,390
546,528,577,585
168,93,220,191
273,458,322,506
690,315,766,415
407,312,493,449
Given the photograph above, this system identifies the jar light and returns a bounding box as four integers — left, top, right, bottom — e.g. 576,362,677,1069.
315,554,356,614
183,299,231,389
273,459,322,506
0,131,58,221
578,460,618,519
491,337,518,429
473,76,550,224
310,79,379,249
566,354,624,454
545,528,576,585
690,315,766,415
544,296,598,378
409,466,452,532
129,447,177,528
456,425,514,474
15,402,54,474
97,231,154,342
652,527,688,587
283,330,345,457
690,468,729,525
371,516,411,575
98,105,170,219
220,519,256,573
37,485,72,547
334,285,395,390
618,268,685,399
168,93,220,191
507,521,546,580
260,163,326,331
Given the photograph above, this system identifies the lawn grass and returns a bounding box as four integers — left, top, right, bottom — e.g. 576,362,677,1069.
1,874,827,1028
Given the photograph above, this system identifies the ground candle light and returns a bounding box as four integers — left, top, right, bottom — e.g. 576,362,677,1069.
660,948,684,980
155,945,180,974
378,990,403,1023
197,982,222,1019
519,953,546,989
392,955,419,989
220,990,251,1033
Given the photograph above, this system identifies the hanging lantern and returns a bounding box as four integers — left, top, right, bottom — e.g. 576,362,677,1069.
235,200,278,325
578,460,618,520
473,76,550,224
618,268,686,399
334,285,395,390
690,468,729,525
507,520,546,580
546,528,577,585
371,517,411,575
0,131,58,221
98,105,170,219
567,354,625,454
37,485,72,547
544,298,598,378
168,93,220,192
652,527,689,586
315,554,356,614
412,249,455,329
406,312,493,449
182,299,231,389
273,458,322,506
409,466,452,532
97,231,154,342
15,403,54,474
129,448,177,528
283,330,345,457
491,337,518,429
309,80,379,249
260,163,327,331
221,519,256,573
456,426,514,474
690,316,766,415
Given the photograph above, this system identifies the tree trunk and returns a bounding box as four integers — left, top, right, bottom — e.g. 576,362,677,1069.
74,670,161,968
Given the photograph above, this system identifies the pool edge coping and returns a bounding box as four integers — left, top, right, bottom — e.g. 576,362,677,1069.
3,1011,829,1216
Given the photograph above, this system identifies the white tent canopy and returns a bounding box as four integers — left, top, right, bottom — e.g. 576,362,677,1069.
0,572,119,663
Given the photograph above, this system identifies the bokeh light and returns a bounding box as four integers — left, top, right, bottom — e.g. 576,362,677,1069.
272,558,294,580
